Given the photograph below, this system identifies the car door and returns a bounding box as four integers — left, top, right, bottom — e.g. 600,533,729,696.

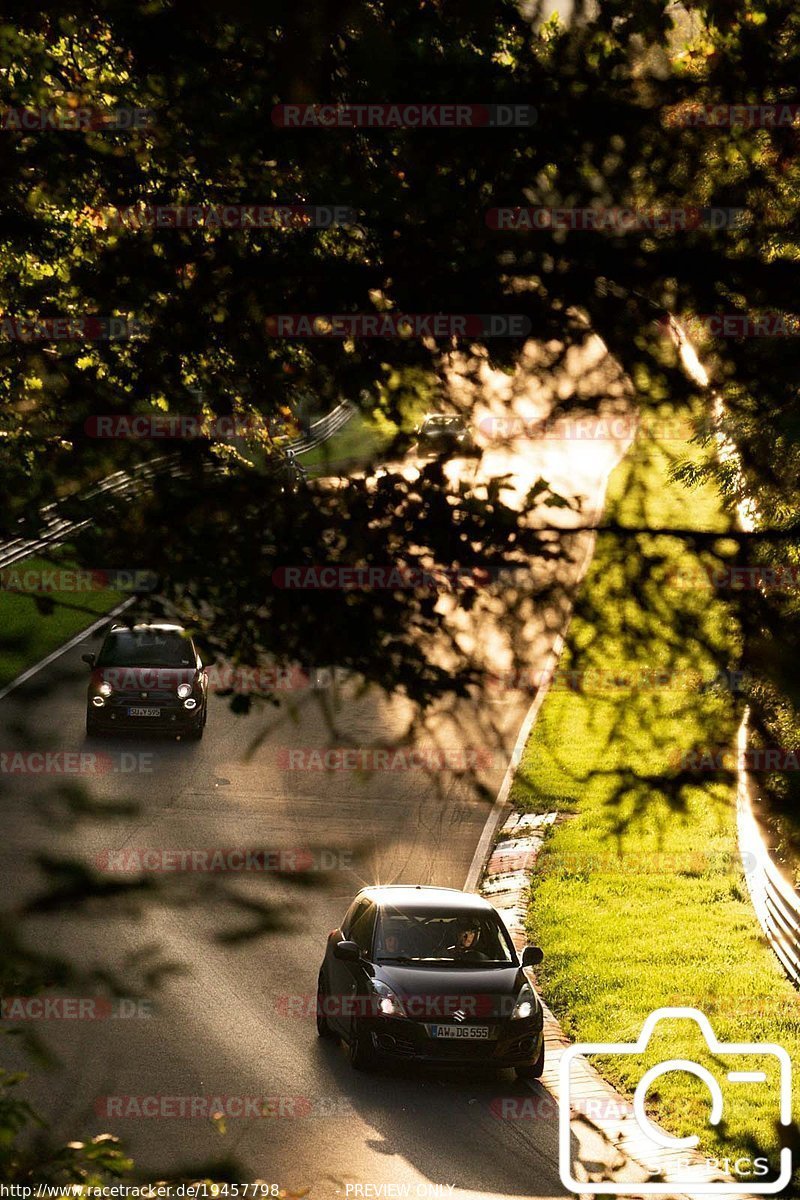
344,901,376,1032
324,897,368,1035
191,640,208,702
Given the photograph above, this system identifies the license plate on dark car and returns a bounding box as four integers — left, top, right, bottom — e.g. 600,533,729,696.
127,707,161,717
428,1025,490,1039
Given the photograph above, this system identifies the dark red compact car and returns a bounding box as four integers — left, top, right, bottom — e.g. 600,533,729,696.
83,622,208,739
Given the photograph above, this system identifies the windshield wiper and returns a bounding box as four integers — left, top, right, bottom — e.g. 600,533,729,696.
438,958,511,967
376,955,419,963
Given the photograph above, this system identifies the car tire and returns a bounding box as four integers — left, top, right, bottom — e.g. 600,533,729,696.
515,1042,545,1081
316,979,335,1039
189,712,205,741
348,1020,375,1071
85,714,100,738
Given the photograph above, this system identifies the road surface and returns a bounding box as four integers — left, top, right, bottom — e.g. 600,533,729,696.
2,333,634,1198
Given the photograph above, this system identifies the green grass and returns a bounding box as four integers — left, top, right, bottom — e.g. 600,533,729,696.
0,554,124,689
514,411,800,1180
298,409,399,475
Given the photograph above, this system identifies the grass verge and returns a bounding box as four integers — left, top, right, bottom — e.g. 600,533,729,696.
0,554,124,689
513,409,800,1179
299,409,398,476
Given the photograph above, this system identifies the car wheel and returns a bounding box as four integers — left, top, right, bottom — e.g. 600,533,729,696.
316,980,335,1039
515,1042,545,1081
348,1020,375,1071
189,715,205,741
85,714,100,738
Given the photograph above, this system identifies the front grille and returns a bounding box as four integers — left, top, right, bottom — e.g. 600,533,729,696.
423,1038,499,1058
377,1034,416,1055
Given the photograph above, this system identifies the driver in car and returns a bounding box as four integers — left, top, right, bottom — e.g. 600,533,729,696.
447,920,489,961
382,932,402,956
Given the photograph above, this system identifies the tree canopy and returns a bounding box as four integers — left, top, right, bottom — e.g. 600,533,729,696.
2,0,800,1177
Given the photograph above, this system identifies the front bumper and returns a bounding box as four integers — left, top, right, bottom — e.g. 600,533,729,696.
359,1016,543,1067
87,699,203,734
417,439,477,458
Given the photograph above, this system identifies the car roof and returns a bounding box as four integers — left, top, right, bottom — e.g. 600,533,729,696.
108,623,187,635
357,885,494,913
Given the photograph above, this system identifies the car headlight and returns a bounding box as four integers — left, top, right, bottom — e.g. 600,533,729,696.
370,980,407,1019
511,985,537,1020
177,683,192,699
97,681,113,698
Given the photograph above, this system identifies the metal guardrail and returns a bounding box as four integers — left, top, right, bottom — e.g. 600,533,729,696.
0,454,184,572
0,399,359,571
737,712,800,986
286,399,356,455
656,296,800,986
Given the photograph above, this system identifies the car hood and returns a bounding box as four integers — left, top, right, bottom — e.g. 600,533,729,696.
92,666,198,691
373,963,536,1020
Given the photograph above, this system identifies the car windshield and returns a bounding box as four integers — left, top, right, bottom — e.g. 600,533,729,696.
374,906,515,965
423,417,462,431
97,630,194,668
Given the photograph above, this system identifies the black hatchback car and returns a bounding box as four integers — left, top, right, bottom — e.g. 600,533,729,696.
317,885,545,1076
414,414,477,457
83,622,208,739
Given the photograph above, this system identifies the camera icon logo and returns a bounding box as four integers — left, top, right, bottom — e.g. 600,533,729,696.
558,1007,792,1194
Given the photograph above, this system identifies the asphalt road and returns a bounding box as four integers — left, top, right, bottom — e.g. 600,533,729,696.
2,335,634,1199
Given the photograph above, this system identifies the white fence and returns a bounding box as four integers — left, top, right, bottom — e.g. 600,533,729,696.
286,399,356,455
0,398,358,570
737,712,800,986
0,455,183,572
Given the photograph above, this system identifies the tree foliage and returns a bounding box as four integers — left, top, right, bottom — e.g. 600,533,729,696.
2,0,800,1179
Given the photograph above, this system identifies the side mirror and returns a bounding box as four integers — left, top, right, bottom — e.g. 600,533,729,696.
521,945,544,967
81,653,96,667
333,939,361,963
